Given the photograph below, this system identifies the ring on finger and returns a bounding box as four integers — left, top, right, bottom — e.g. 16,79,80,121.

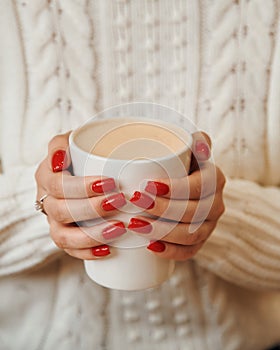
35,194,48,215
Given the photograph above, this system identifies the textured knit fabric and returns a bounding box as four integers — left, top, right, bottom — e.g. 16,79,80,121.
0,1,280,350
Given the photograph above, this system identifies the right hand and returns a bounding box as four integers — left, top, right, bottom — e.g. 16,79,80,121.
35,132,127,260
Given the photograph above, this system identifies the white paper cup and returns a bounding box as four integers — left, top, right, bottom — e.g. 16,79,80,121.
69,104,192,290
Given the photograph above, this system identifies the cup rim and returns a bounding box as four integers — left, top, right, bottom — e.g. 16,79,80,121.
69,117,193,164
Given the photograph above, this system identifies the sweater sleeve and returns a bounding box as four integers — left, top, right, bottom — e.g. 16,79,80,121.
0,164,62,276
0,1,63,276
195,177,280,291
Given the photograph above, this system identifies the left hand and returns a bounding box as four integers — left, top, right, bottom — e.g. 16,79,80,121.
127,132,226,261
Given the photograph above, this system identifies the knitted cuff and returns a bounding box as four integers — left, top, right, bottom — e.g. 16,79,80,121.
195,178,280,290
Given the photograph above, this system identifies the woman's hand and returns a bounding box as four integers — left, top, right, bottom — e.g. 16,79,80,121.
35,131,225,263
127,132,226,261
35,132,127,260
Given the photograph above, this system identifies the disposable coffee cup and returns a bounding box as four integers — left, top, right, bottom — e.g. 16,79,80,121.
69,104,192,291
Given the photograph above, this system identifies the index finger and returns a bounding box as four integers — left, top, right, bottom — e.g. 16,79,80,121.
145,162,221,200
37,160,117,199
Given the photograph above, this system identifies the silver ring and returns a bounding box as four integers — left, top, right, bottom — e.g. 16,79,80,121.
35,194,48,215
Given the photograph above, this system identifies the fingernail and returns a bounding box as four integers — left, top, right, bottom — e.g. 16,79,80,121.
102,193,126,211
102,222,126,240
145,181,169,196
195,141,210,160
147,241,166,253
52,150,67,172
130,191,155,210
92,178,116,194
92,245,110,257
128,218,152,234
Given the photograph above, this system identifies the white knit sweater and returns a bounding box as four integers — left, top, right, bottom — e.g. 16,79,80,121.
0,1,280,349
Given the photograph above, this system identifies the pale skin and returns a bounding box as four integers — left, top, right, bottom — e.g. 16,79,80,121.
35,131,225,261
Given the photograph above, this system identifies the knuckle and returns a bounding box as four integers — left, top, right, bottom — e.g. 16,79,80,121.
83,198,97,220
221,174,226,189
49,226,68,249
210,221,218,234
64,249,77,258
188,235,198,246
201,179,212,198
55,235,68,249
53,201,68,223
186,222,214,245
217,167,226,189
56,235,68,249
194,178,202,198
218,192,225,210
176,177,189,198
169,244,190,262
188,244,197,255
203,165,217,195
195,201,211,223
49,174,63,198
154,198,168,217
192,226,205,243
219,201,226,217
213,198,225,219
177,250,192,261
185,227,199,245
186,245,200,259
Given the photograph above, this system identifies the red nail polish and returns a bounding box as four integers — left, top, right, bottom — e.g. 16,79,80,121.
195,141,210,160
92,178,116,194
92,245,110,257
145,181,169,196
147,241,166,253
130,191,155,210
102,193,126,211
102,222,126,240
128,218,152,234
52,150,67,172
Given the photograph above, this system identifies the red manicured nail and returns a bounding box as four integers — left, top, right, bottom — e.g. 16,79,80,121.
102,193,126,211
147,241,166,253
128,218,152,234
102,222,126,240
92,244,110,257
52,150,67,172
130,191,155,210
195,141,210,160
145,181,169,196
92,178,116,194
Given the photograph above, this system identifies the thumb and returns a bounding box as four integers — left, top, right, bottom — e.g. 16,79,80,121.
189,131,212,173
48,131,72,172
191,131,212,162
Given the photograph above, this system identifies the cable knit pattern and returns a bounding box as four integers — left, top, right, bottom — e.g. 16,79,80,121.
0,2,60,276
0,1,280,350
267,1,280,185
0,165,61,276
196,177,280,290
93,0,200,124
198,0,280,185
56,0,98,129
238,0,278,183
14,0,62,164
198,0,243,178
